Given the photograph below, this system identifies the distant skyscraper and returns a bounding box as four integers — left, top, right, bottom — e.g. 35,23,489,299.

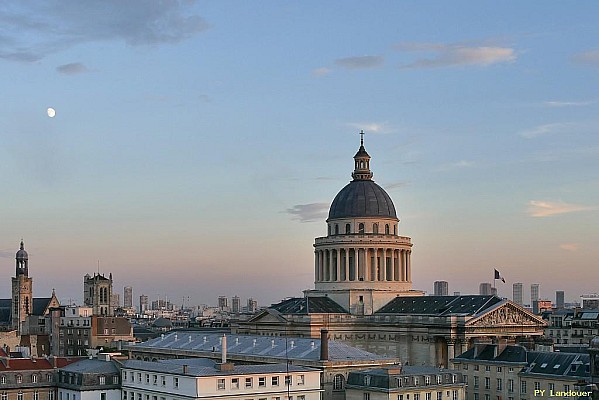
232,296,241,313
124,286,133,308
479,283,492,295
433,281,449,296
247,298,258,313
531,284,540,305
513,283,523,306
139,294,148,313
110,293,120,309
218,296,229,310
556,290,565,309
531,284,540,313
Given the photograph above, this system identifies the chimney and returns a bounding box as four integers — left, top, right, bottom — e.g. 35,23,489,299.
320,329,329,361
221,334,227,364
495,338,508,357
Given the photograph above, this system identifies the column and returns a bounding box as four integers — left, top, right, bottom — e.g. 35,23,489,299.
335,249,340,282
342,248,347,281
369,248,375,281
406,250,411,282
314,250,320,282
329,249,335,281
447,339,456,368
400,250,405,281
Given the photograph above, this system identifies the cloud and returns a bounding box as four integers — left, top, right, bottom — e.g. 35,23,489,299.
436,160,475,171
395,42,516,69
346,122,395,134
286,203,329,223
384,181,407,190
543,100,594,107
0,1,208,62
519,123,572,139
335,56,384,69
527,200,596,217
572,50,599,67
56,62,89,75
312,67,331,76
559,243,580,252
0,250,13,259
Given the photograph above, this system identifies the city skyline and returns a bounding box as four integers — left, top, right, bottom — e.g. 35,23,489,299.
1,2,598,305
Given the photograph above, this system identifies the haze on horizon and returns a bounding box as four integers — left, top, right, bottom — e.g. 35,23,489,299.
0,2,598,308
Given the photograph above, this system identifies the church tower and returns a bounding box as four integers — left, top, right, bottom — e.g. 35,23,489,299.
308,132,423,314
84,272,114,316
11,240,33,332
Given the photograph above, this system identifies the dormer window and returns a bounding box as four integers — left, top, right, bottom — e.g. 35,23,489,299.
345,224,351,234
385,224,390,235
359,223,364,234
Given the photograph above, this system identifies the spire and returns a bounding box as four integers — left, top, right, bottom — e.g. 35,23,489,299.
20,239,24,250
352,130,373,181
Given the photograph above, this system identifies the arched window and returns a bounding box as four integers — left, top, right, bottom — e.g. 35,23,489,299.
358,223,364,234
373,223,378,234
385,224,390,235
333,374,345,391
0,375,5,384
335,224,339,235
345,224,351,234
16,375,22,384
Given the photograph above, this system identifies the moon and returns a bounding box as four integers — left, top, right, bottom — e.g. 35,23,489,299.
47,107,56,118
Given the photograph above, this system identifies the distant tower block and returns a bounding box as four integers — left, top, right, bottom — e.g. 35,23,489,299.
232,296,241,313
124,286,133,309
139,294,148,313
433,281,449,296
513,283,523,306
556,290,565,309
479,283,492,295
84,272,114,316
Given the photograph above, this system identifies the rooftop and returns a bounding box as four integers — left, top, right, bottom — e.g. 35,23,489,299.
375,295,503,316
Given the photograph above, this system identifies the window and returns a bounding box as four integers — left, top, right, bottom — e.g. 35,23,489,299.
452,391,458,400
364,375,371,386
146,374,150,384
474,376,479,388
174,377,179,388
473,394,479,400
113,376,119,384
137,373,142,382
485,366,490,372
463,364,468,370
414,394,420,400
508,367,514,372
272,376,279,386
0,376,4,384
474,365,479,371
16,375,22,384
484,395,489,400
335,224,339,235
217,379,225,390
259,377,266,387
549,383,555,392
161,376,166,386
99,375,105,385
521,380,527,393
123,391,127,400
245,377,253,388
232,378,239,389
33,392,39,400
359,223,365,234
414,377,419,385
101,394,106,400
123,371,127,381
425,376,430,385
385,224,390,234
534,382,540,391
17,393,23,400
297,375,304,385
436,375,442,384
297,397,305,400
345,224,351,234
32,374,38,383
333,374,345,391
153,375,157,385
373,223,378,234
2,393,7,400
485,377,490,390
426,393,431,400
49,392,54,400
508,379,514,392
452,374,457,383
497,378,502,390
437,393,443,400
285,375,292,386
497,367,502,372
363,394,370,400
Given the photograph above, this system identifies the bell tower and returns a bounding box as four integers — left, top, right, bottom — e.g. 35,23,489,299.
11,240,33,332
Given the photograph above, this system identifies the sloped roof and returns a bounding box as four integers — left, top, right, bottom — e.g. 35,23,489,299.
33,298,53,316
60,358,120,374
130,331,392,363
375,295,502,316
270,297,348,314
455,344,528,363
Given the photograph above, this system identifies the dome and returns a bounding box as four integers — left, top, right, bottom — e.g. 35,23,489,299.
16,240,28,260
328,180,397,220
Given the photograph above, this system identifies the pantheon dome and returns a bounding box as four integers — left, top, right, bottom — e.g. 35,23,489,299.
309,133,420,315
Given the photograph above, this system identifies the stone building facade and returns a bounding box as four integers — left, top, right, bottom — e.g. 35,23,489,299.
84,274,113,317
235,136,547,367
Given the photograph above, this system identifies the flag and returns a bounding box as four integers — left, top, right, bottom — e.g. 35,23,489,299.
494,269,505,283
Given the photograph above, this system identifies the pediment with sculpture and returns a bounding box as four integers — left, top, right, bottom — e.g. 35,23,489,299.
466,301,547,328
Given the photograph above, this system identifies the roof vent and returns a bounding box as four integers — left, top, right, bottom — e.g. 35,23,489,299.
160,334,164,341
203,336,207,343
290,340,295,349
253,339,257,347
188,336,192,343
271,339,275,348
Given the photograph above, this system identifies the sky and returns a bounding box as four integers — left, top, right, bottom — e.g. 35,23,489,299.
0,1,598,308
